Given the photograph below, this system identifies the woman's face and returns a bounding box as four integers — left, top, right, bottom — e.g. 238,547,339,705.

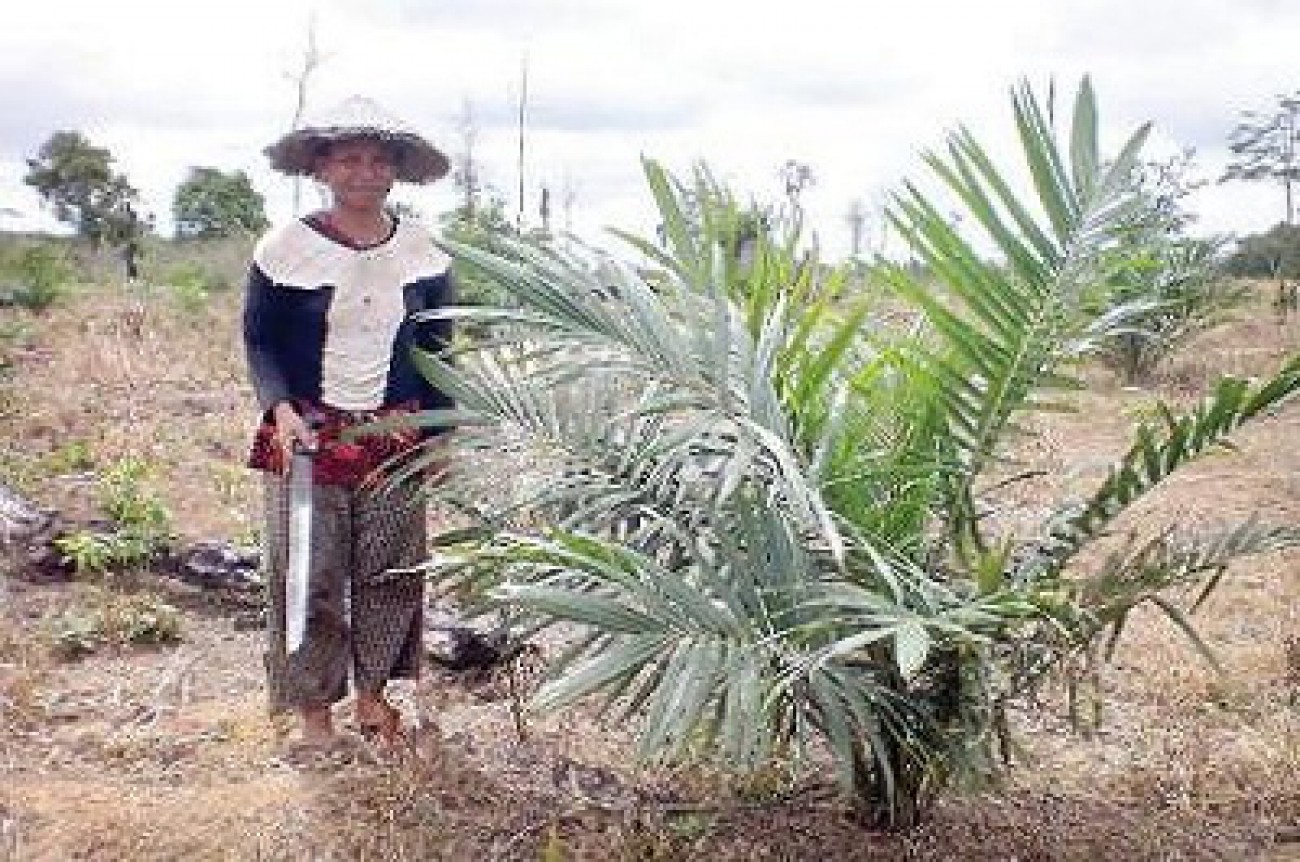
316,138,397,212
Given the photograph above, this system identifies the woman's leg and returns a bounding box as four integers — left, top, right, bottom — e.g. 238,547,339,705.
263,476,355,740
348,483,427,743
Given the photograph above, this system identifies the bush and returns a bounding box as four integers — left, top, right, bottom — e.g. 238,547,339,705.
1221,223,1300,279
156,261,233,312
1091,238,1251,384
53,456,173,576
0,243,75,310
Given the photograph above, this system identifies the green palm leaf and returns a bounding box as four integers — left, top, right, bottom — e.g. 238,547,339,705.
1025,354,1300,577
885,76,1151,556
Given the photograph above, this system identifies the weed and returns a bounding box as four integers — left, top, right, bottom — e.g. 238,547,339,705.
160,262,231,313
99,457,169,531
0,244,74,311
614,812,710,861
209,462,250,509
0,319,33,349
54,529,154,575
52,456,173,576
1118,395,1164,424
46,607,104,659
727,763,800,805
42,439,95,475
44,587,182,660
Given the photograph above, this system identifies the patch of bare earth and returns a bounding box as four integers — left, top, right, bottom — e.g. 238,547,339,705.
1,284,1297,860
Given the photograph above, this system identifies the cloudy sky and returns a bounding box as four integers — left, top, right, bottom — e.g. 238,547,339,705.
2,0,1297,257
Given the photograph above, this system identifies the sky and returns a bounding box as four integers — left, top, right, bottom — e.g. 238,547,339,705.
2,0,1298,259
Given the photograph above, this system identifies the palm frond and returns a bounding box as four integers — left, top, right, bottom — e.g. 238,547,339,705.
884,76,1151,555
1024,354,1300,578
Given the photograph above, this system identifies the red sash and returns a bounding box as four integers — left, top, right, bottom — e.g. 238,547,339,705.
247,400,424,487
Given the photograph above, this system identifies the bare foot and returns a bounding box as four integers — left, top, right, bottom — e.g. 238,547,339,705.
299,703,336,745
353,694,409,752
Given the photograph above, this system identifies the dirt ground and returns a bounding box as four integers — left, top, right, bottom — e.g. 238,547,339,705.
0,284,1297,860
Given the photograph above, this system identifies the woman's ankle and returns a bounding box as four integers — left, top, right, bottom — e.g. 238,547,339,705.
354,690,392,717
299,703,335,741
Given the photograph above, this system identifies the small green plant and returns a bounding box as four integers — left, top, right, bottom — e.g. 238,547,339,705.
160,261,230,312
54,531,119,576
54,529,155,575
112,591,183,645
54,457,172,576
46,610,103,660
0,319,34,347
209,462,249,508
45,588,181,660
0,244,74,311
42,439,95,475
99,456,170,535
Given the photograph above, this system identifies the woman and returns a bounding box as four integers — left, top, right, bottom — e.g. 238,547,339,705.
243,96,454,750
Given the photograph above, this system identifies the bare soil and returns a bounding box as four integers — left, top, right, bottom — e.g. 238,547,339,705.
0,284,1297,860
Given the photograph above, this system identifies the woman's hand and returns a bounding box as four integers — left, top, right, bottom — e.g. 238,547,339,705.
272,401,317,460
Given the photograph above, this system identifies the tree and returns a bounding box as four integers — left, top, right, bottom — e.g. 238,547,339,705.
172,167,269,239
1086,150,1247,384
413,78,1300,828
1222,91,1300,226
285,14,328,215
451,99,484,224
778,158,815,226
1223,223,1300,278
438,193,518,306
24,131,144,246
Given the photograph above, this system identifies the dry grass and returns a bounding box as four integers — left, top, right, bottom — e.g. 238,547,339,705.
0,279,1297,860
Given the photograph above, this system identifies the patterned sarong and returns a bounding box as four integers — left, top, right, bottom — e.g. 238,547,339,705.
261,475,426,713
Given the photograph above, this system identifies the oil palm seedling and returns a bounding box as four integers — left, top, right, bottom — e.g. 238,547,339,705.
410,77,1300,827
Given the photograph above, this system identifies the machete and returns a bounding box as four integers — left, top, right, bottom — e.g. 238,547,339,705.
285,444,314,655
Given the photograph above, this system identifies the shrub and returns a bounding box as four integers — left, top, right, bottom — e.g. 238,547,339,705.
157,261,232,312
45,588,182,660
1221,223,1300,279
0,244,75,311
54,456,172,576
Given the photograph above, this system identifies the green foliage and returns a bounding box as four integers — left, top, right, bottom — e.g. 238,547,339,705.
439,196,520,307
54,456,172,576
99,457,170,532
1076,152,1249,383
1090,237,1249,384
24,131,146,246
172,167,269,240
614,167,776,299
416,78,1300,828
157,260,232,312
0,243,75,310
1222,222,1300,279
42,440,95,475
45,588,182,660
0,319,33,384
53,529,154,576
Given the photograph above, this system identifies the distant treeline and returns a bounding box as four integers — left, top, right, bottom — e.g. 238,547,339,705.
1221,223,1300,279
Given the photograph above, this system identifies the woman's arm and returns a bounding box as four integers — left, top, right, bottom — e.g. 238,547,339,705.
243,264,292,414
